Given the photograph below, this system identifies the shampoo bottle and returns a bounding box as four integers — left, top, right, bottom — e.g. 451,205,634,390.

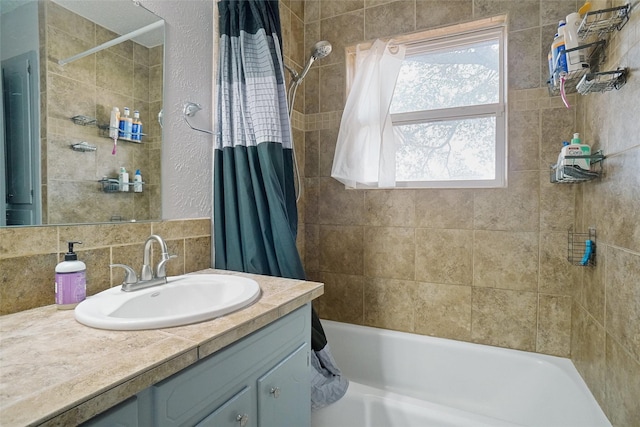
551,21,568,84
119,166,129,192
131,110,143,143
119,107,133,141
55,241,86,309
564,12,589,72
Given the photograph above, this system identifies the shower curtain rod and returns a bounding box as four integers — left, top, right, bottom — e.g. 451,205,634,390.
58,20,164,66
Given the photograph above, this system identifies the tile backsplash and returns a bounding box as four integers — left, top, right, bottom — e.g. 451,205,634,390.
0,219,211,315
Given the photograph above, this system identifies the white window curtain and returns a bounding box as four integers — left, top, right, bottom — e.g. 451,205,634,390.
331,40,406,188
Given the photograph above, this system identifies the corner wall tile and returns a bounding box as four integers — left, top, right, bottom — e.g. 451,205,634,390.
537,294,571,356
605,334,640,426
314,272,364,324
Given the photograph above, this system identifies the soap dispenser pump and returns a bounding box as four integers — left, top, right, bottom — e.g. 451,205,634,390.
55,241,87,309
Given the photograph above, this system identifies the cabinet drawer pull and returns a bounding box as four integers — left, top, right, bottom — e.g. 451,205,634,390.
236,413,249,426
270,387,281,399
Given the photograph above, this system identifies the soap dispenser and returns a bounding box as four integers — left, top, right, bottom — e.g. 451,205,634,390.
55,241,86,309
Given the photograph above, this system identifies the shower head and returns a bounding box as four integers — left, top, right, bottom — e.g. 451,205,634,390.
295,40,333,83
311,40,332,60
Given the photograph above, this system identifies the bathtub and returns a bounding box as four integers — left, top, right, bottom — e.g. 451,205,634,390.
311,320,611,427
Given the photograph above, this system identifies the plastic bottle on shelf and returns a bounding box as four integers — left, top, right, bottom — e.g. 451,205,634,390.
551,21,568,85
131,110,143,143
109,107,120,139
133,169,143,193
564,12,589,72
119,107,133,141
119,166,129,192
560,133,591,170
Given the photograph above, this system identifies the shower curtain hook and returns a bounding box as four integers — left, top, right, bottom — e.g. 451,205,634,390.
183,101,214,135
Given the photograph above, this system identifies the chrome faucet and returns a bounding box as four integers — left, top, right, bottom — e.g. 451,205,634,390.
111,234,177,292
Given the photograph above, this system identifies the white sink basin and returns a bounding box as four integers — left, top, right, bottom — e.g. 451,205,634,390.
74,274,261,330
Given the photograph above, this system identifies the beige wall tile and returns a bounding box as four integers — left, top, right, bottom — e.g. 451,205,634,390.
416,0,473,30
318,177,365,225
321,0,364,20
474,0,540,31
319,225,364,274
508,108,540,172
472,287,537,351
184,236,212,274
539,232,578,295
507,28,542,89
415,229,473,285
415,189,474,229
304,131,320,177
365,190,416,227
606,246,640,362
581,245,606,325
79,247,112,297
364,277,415,331
364,227,415,280
304,224,320,272
473,171,540,232
314,272,364,324
0,227,58,259
537,294,571,356
320,10,365,67
540,107,576,170
605,334,640,427
365,1,415,40
539,171,575,232
319,62,346,112
319,128,338,176
59,223,152,249
572,303,607,407
0,254,58,315
415,282,471,341
473,230,539,291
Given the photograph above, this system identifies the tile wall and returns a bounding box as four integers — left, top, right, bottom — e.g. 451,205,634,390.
41,0,163,224
573,0,640,424
279,1,639,424
0,218,212,315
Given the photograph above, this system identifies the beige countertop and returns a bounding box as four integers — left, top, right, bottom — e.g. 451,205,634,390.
0,269,323,427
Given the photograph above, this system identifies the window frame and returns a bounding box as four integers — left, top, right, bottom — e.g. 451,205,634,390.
344,16,508,189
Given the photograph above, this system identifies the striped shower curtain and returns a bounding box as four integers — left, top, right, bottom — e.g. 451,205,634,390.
214,0,348,411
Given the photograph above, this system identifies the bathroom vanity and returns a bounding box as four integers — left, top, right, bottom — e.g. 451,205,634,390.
0,269,323,426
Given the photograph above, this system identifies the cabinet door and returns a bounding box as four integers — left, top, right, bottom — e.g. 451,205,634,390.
196,386,255,427
257,343,310,427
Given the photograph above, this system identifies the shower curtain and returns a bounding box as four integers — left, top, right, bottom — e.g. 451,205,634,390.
214,0,348,410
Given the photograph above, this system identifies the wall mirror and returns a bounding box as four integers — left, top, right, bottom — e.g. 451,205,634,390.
1,0,164,227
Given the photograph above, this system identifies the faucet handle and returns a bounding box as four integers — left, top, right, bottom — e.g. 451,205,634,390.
110,264,138,284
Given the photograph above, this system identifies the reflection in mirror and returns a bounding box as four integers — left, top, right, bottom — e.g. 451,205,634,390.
1,0,164,227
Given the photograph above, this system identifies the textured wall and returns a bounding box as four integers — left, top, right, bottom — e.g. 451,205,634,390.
140,0,214,220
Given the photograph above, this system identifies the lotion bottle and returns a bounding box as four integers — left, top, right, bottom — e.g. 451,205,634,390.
134,169,143,193
564,12,589,72
55,241,86,309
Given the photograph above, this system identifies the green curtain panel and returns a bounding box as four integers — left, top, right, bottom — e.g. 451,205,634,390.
214,0,302,280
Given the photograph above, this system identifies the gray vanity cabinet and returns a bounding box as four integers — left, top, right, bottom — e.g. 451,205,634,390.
83,304,311,427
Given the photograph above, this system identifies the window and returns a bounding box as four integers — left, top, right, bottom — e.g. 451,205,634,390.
345,18,507,188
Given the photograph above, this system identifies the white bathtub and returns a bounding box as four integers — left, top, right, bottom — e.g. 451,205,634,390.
312,320,611,427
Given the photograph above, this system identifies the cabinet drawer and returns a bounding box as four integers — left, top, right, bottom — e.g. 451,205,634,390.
196,386,254,427
257,343,310,427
